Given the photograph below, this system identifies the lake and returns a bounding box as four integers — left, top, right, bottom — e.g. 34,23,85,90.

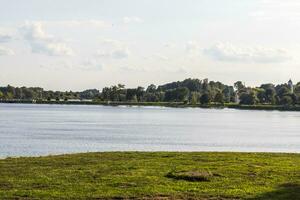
0,103,299,157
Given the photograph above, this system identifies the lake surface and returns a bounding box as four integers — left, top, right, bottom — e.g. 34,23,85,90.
0,103,299,157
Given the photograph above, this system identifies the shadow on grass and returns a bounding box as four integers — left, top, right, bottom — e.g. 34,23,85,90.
248,183,300,200
165,170,213,182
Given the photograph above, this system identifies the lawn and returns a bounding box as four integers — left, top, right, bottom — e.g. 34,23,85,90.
0,152,299,199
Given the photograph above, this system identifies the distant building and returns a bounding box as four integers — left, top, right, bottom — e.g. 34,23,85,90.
288,79,294,93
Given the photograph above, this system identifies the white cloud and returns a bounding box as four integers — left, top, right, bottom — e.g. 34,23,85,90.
96,48,130,59
0,46,15,56
80,59,103,71
99,38,122,47
111,48,130,59
186,41,200,54
20,22,74,56
120,65,146,72
153,54,169,61
164,43,176,48
41,20,110,28
122,17,143,24
0,33,12,43
251,0,300,21
97,38,130,59
203,43,291,64
40,59,103,71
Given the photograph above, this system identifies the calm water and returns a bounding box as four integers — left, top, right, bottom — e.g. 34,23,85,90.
0,103,299,157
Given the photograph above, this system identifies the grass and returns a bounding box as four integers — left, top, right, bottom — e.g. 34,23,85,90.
0,152,299,199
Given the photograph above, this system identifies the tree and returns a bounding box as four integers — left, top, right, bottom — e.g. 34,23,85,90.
102,87,111,101
255,88,266,104
126,89,137,102
214,91,224,104
175,87,189,102
280,95,293,105
222,86,234,103
164,87,189,102
144,92,159,102
146,84,156,93
265,88,276,104
234,81,245,91
190,92,200,105
136,86,145,101
117,84,125,89
199,93,210,104
239,91,258,105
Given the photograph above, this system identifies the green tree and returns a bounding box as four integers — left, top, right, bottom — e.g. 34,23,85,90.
214,91,224,104
199,93,210,104
234,81,245,91
239,91,258,105
146,84,156,93
255,88,266,104
280,95,293,105
190,92,200,105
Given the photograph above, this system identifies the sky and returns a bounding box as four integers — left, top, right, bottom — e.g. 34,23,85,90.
0,0,300,91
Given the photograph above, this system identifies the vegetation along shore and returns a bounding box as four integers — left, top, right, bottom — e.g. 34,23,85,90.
0,78,298,106
1,78,300,111
0,152,299,199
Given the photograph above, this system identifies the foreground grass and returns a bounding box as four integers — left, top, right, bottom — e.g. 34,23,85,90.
0,152,299,199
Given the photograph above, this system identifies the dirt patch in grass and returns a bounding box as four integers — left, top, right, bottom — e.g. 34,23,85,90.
166,170,215,182
0,182,13,189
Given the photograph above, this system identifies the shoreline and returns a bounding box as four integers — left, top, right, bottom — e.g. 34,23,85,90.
1,150,299,159
1,100,300,111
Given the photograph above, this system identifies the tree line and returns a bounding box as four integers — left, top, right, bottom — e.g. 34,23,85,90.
0,78,299,105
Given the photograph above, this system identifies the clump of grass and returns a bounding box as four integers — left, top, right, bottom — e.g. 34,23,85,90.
166,170,213,182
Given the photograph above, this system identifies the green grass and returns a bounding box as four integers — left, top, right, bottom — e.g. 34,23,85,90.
0,152,299,199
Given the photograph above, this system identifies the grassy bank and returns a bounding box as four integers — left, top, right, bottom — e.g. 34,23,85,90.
0,152,299,199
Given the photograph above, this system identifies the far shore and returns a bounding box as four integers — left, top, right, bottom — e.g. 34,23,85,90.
1,99,300,111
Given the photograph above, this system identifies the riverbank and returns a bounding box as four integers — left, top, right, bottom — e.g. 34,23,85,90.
0,152,299,199
1,100,300,111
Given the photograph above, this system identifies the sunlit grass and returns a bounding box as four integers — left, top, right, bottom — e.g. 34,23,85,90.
0,152,299,199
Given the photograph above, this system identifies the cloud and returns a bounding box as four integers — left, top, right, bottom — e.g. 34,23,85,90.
251,0,300,21
122,17,143,24
80,59,103,71
203,43,291,64
164,43,176,48
20,22,74,56
96,48,130,59
40,59,103,71
0,46,15,56
0,33,12,43
186,41,200,54
99,38,122,47
120,65,146,72
112,48,130,59
153,54,169,61
40,20,110,28
97,38,130,59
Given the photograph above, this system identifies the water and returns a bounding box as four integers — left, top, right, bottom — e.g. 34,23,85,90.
0,103,299,157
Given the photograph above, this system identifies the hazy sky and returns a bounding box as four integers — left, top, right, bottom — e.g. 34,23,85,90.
0,0,300,91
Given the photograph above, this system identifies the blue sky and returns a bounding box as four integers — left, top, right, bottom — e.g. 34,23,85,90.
0,0,299,90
